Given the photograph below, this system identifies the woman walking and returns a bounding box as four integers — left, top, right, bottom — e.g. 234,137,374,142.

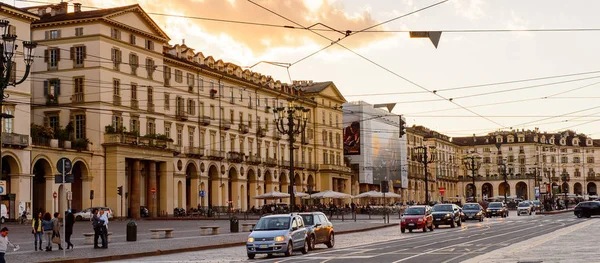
31,212,43,251
52,212,63,250
41,213,53,251
65,211,75,250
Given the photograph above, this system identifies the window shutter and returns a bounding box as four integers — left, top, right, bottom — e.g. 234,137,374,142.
43,116,49,127
57,30,61,38
129,53,133,64
82,46,87,59
44,49,48,62
118,50,122,63
117,30,121,40
43,80,48,96
55,79,61,95
44,31,49,40
70,47,75,60
55,48,60,61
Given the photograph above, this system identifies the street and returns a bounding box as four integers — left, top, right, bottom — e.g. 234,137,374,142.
109,211,585,263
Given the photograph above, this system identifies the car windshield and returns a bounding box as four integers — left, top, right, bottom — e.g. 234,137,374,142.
463,204,480,210
300,215,315,226
533,201,541,205
488,203,502,208
253,217,290,231
518,202,530,207
432,205,453,212
404,207,425,215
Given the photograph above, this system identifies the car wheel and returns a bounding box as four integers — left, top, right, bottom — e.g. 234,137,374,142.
326,233,335,248
284,242,293,257
247,253,255,259
517,213,520,216
576,212,583,218
76,216,83,221
401,228,405,233
301,239,309,254
308,235,316,250
434,224,439,229
585,213,591,218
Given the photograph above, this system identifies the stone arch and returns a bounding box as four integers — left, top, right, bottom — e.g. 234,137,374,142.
279,171,289,193
186,162,199,209
71,160,89,212
515,181,528,199
32,157,53,214
482,183,493,199
574,182,583,196
561,182,569,194
307,174,315,191
294,173,302,193
247,169,258,210
587,182,597,196
264,170,273,193
499,182,510,197
228,166,239,209
208,164,220,207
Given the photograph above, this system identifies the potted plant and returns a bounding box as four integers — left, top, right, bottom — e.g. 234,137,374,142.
30,124,54,147
210,88,217,98
72,138,90,151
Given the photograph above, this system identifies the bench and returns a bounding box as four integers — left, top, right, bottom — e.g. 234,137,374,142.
199,226,220,236
150,228,174,239
83,232,113,245
241,223,256,232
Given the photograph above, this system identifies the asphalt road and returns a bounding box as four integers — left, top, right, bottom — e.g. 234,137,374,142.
111,211,584,263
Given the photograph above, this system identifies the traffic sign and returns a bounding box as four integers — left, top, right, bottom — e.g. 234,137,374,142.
53,191,57,199
0,180,5,195
150,187,156,194
439,187,446,195
56,158,72,174
199,190,206,197
55,174,74,184
534,187,540,198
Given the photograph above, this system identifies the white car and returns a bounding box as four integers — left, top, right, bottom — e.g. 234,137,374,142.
517,202,532,216
74,207,113,221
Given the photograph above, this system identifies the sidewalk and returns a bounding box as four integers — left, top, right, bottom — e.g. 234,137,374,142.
4,217,396,263
464,217,598,263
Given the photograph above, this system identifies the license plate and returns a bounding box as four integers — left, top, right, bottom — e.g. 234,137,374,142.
259,245,268,249
408,223,415,226
469,216,473,219
436,218,441,221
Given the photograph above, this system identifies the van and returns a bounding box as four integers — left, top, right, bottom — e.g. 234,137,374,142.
1,204,8,223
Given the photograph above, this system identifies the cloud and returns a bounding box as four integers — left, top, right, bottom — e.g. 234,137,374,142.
453,0,485,20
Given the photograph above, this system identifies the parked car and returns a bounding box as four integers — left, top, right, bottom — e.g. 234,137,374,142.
461,203,485,222
486,202,508,218
74,207,113,221
574,201,600,218
532,200,542,211
246,214,308,259
299,212,334,250
400,205,434,233
431,204,462,228
517,202,532,216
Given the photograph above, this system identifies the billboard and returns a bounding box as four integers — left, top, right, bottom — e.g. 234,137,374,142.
369,117,402,187
343,118,361,155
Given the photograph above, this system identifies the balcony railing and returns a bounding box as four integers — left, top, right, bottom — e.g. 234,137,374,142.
184,146,204,156
207,149,225,160
458,174,538,181
247,155,262,165
282,160,291,167
1,133,28,147
113,95,121,106
31,137,52,147
130,99,138,109
176,110,188,121
307,163,318,170
103,133,174,150
265,157,277,167
148,102,155,113
318,164,351,173
239,124,249,134
199,116,211,126
227,151,244,163
220,121,231,130
294,161,306,169
257,127,266,137
172,144,183,154
71,93,84,103
586,176,597,181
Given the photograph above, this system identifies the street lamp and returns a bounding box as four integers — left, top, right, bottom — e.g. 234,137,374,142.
462,153,482,202
529,166,541,200
273,99,309,213
414,146,436,205
561,169,570,209
497,158,512,202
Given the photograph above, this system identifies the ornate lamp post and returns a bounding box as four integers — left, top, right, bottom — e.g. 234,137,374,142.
497,158,511,202
529,166,541,200
414,146,436,205
273,100,309,213
561,169,570,209
462,153,482,202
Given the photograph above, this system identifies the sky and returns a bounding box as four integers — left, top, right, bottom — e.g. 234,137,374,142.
13,0,600,138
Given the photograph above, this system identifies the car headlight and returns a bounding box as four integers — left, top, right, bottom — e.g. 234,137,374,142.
247,237,254,243
445,213,451,218
476,212,482,215
486,209,491,212
274,236,285,242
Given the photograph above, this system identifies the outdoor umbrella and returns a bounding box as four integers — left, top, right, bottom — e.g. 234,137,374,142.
254,191,290,200
353,190,383,199
305,190,352,199
382,192,401,198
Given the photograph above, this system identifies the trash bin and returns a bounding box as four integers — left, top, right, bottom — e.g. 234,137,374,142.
126,221,137,241
230,216,239,233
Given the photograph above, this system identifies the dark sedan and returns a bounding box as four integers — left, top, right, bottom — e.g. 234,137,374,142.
432,204,462,228
574,201,600,218
461,203,485,221
299,212,335,250
486,202,508,218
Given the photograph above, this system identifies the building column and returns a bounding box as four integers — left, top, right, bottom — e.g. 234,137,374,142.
159,161,174,215
148,161,157,218
131,160,141,219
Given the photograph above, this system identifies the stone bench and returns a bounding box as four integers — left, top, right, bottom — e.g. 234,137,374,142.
83,232,113,245
199,226,220,236
241,223,256,232
150,228,174,239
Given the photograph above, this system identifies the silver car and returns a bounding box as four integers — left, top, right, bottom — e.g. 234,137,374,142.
246,214,308,259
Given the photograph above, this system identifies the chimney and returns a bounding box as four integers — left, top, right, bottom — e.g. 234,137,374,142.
74,3,82,13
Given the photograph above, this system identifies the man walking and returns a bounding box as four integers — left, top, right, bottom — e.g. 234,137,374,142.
99,210,109,248
0,227,19,263
91,208,105,249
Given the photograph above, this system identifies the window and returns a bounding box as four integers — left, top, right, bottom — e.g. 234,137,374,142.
176,126,183,145
111,48,122,70
588,157,595,163
147,119,156,135
248,95,252,108
48,115,59,131
165,122,171,138
229,88,234,103
163,66,172,86
113,79,120,96
3,107,13,133
248,114,252,128
574,157,580,163
73,77,84,103
175,70,183,83
75,27,83,36
71,46,86,67
146,58,155,79
131,84,137,100
188,127,195,147
74,113,86,139
323,151,328,164
199,131,205,148
147,87,154,110
129,34,136,45
210,105,215,119
130,117,139,134
164,93,170,110
187,99,195,115
129,53,139,75
111,28,121,40
45,48,60,70
198,78,204,91
187,73,195,91
43,79,61,103
46,29,61,39
561,156,568,163
145,39,154,50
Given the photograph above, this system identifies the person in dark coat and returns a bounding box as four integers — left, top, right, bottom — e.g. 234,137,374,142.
91,208,105,249
64,211,75,250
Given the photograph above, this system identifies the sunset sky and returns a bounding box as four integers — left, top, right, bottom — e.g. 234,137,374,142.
15,0,600,137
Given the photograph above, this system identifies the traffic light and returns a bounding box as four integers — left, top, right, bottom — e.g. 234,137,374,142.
399,115,406,138
117,186,123,196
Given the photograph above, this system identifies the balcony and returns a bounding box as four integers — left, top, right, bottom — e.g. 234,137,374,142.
282,160,291,167
247,155,262,165
1,133,28,148
131,99,139,109
31,137,52,147
184,146,204,156
113,95,121,106
199,116,211,126
220,121,231,130
176,110,188,121
239,124,249,134
71,93,84,103
307,163,318,171
207,149,225,160
103,133,174,150
227,151,244,163
294,161,306,169
273,132,281,140
46,96,58,105
148,102,155,113
318,164,351,173
257,127,266,137
586,175,597,181
265,157,277,167
172,144,183,154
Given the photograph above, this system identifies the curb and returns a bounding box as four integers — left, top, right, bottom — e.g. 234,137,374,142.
38,223,396,263
537,209,574,215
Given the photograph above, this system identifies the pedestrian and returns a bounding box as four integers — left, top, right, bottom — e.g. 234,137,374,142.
31,212,43,251
65,210,75,250
52,212,63,250
41,213,53,251
0,227,19,263
91,208,105,249
99,210,108,248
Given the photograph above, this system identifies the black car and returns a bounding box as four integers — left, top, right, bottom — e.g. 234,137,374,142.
299,212,335,250
486,202,508,218
431,204,462,228
574,201,600,218
461,203,485,222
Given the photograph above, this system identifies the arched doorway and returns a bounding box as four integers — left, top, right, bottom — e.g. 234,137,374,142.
228,167,239,209
264,170,272,193
279,171,288,193
499,182,510,197
561,182,569,194
587,182,597,196
208,165,220,208
482,183,493,200
247,169,257,210
177,181,183,208
294,173,301,193
32,158,52,214
185,163,198,210
465,183,475,200
71,161,88,212
515,182,527,199
574,182,583,196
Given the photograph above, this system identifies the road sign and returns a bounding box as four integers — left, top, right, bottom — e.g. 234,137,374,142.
55,174,74,184
534,187,540,197
151,187,156,194
67,191,72,201
0,180,5,195
53,191,57,199
56,157,72,174
199,190,206,197
439,187,446,195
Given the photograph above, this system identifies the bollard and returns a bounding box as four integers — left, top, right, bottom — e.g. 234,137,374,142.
126,221,137,241
230,216,239,233
342,212,344,222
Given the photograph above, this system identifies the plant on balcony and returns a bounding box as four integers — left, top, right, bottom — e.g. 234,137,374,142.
210,88,217,98
156,134,173,142
105,125,127,134
30,124,54,139
72,138,90,151
54,126,70,141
